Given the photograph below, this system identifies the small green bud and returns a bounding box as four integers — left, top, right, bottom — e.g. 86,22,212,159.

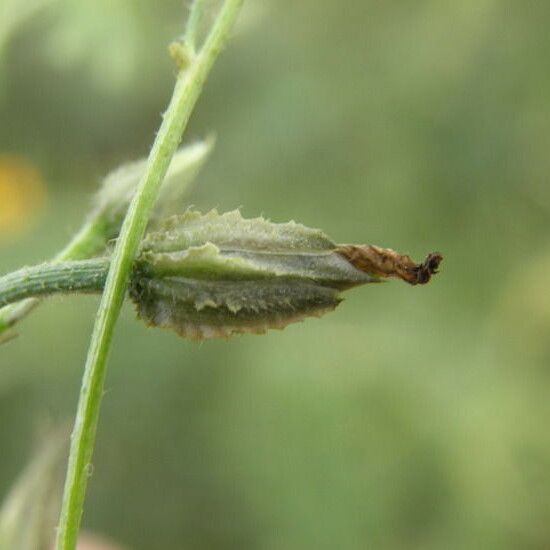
168,41,194,71
93,138,214,241
129,210,442,340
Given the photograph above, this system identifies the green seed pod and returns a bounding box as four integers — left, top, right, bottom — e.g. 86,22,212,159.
131,277,342,340
129,210,442,340
137,209,377,288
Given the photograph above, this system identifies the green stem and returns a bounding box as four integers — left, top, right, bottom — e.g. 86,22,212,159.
184,0,208,52
0,260,109,308
54,1,244,548
0,218,110,336
56,218,113,262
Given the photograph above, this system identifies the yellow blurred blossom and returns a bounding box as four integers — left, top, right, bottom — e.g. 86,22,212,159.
0,154,46,242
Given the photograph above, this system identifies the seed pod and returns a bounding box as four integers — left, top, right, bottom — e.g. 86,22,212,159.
137,209,378,288
131,277,342,340
129,210,442,340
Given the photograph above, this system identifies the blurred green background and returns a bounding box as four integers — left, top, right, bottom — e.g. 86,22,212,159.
1,1,550,548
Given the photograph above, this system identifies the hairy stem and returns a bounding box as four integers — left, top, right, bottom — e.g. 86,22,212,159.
54,1,244,548
0,218,110,337
184,0,208,52
0,259,109,308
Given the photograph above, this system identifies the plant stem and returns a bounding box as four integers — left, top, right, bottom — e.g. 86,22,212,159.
54,1,244,548
0,219,110,337
0,259,109,308
184,0,208,52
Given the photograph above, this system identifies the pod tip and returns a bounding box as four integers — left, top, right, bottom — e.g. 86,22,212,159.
336,245,443,285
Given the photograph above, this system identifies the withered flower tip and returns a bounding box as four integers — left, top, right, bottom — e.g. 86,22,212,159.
416,252,443,285
336,245,443,285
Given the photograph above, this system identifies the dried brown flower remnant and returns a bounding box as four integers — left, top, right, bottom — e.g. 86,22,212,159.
336,245,442,285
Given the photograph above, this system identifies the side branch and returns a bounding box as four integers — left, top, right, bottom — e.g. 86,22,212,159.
0,260,109,308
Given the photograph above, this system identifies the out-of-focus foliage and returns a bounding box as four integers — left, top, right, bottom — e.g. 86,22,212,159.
0,155,46,243
1,1,550,549
0,0,54,60
0,427,65,550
